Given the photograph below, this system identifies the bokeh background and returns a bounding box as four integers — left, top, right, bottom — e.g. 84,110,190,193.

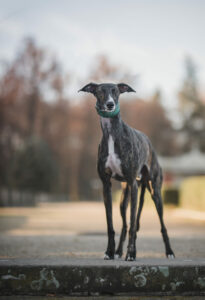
0,0,205,210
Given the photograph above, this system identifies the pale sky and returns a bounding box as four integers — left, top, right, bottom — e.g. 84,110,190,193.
0,0,205,107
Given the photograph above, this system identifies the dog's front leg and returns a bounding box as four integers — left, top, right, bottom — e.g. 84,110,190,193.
126,180,138,261
103,179,115,260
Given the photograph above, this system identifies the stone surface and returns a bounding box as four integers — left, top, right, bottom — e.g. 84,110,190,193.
0,258,205,296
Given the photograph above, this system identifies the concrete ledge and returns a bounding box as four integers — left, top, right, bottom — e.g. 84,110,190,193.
0,258,205,296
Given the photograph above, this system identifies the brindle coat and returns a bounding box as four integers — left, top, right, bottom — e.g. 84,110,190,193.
79,82,175,261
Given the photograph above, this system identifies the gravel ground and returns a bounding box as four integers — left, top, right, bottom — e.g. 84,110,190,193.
0,201,205,260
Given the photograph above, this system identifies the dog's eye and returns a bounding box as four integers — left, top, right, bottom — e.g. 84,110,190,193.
98,91,104,98
112,89,116,96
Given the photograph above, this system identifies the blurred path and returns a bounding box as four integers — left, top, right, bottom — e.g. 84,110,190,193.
0,201,205,260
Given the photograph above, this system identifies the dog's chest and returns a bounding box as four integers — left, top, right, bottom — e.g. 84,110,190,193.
105,135,123,177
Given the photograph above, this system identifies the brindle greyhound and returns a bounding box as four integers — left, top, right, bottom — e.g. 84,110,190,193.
79,82,175,261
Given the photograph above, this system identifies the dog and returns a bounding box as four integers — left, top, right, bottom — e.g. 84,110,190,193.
79,82,175,261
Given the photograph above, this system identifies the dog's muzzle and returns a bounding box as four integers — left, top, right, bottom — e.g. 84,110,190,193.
106,101,115,111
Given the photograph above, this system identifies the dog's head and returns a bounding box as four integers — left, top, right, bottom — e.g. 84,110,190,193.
78,83,135,115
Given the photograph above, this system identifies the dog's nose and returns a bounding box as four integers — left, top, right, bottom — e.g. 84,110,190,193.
106,101,114,111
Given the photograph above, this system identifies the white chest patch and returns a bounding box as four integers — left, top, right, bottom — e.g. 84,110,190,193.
105,135,123,177
101,117,112,131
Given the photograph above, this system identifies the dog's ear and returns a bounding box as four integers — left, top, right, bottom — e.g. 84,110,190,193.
117,83,136,94
78,83,98,94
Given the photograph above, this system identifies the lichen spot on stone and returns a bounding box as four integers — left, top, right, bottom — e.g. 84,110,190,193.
84,276,90,284
195,277,205,289
31,268,60,291
1,274,26,280
150,267,157,274
129,266,137,275
159,266,169,278
170,282,176,291
134,274,147,287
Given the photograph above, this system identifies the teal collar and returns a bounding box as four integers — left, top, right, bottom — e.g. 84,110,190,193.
95,103,120,118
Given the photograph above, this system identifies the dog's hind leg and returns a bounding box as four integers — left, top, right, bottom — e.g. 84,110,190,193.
136,184,146,232
115,183,129,258
149,177,175,259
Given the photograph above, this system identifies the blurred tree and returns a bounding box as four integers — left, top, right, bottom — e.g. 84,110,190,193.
90,55,119,81
14,37,66,136
39,99,71,194
178,57,205,152
77,98,100,199
12,137,57,195
89,54,135,84
0,38,70,197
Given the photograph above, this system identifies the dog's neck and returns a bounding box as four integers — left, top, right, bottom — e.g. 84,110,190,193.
100,114,123,137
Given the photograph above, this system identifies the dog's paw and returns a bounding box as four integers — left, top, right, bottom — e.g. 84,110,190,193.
167,250,175,259
115,250,123,259
104,253,114,260
167,254,175,259
125,246,136,261
125,254,136,261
